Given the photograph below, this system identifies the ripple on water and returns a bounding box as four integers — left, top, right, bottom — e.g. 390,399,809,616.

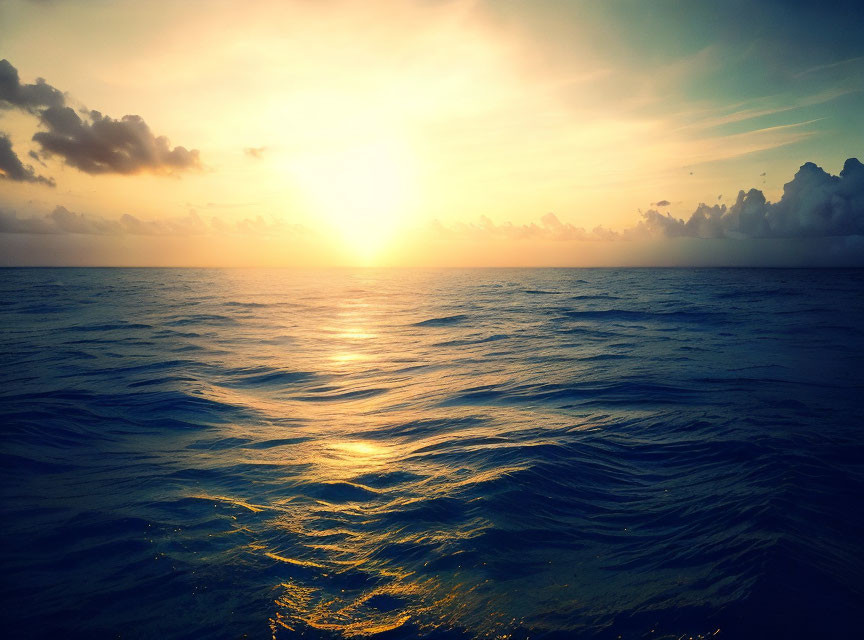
1,267,863,640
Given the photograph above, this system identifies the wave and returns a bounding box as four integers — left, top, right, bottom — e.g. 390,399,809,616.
570,294,623,300
412,314,470,327
1,267,862,640
291,386,389,401
432,334,509,347
221,366,317,387
561,309,731,324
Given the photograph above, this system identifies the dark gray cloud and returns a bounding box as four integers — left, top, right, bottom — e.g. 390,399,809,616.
651,199,671,207
0,59,66,113
638,158,864,239
0,59,200,178
0,134,55,186
34,107,201,175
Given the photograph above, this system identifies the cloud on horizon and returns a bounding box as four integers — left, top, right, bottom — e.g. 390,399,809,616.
0,206,306,237
429,213,611,242
637,158,864,239
0,59,201,179
427,158,864,246
0,157,862,266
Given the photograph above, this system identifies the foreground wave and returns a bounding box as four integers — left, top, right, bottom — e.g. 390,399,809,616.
1,268,863,640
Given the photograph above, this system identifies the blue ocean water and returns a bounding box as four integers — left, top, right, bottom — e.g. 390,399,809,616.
1,267,863,640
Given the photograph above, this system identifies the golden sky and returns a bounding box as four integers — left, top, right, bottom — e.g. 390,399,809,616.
1,0,862,265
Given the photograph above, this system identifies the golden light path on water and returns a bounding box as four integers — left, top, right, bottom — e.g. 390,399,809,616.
181,277,551,638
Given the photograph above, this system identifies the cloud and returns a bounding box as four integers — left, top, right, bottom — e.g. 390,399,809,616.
0,59,200,178
421,157,864,268
428,158,864,247
28,150,46,166
34,107,200,175
244,146,268,158
637,158,864,239
793,55,864,78
2,157,861,267
0,205,306,237
0,134,55,186
0,59,65,113
651,200,671,207
430,212,606,242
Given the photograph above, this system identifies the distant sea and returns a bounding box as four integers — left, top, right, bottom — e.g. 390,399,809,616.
1,268,863,640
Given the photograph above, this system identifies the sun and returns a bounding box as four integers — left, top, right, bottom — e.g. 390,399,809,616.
291,140,418,262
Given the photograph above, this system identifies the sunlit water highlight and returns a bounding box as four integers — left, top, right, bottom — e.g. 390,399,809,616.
1,268,863,639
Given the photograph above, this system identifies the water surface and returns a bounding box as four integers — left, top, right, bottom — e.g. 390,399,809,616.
1,268,863,639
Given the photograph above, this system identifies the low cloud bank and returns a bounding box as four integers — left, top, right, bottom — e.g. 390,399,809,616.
0,206,305,237
430,158,864,244
1,157,862,266
430,213,616,242
0,59,200,180
638,158,864,239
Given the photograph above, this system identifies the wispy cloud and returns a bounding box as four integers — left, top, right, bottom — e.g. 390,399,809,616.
675,88,854,133
793,55,864,78
679,119,822,166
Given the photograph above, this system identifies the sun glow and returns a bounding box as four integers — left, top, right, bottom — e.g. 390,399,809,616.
290,140,418,262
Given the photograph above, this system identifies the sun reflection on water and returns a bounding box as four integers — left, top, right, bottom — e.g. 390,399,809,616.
333,329,378,340
325,440,393,467
259,436,460,637
329,352,368,363
172,274,581,638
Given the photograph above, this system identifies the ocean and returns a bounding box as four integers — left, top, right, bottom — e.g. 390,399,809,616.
1,267,862,639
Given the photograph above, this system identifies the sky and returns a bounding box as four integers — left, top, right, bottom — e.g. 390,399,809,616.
0,0,862,266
